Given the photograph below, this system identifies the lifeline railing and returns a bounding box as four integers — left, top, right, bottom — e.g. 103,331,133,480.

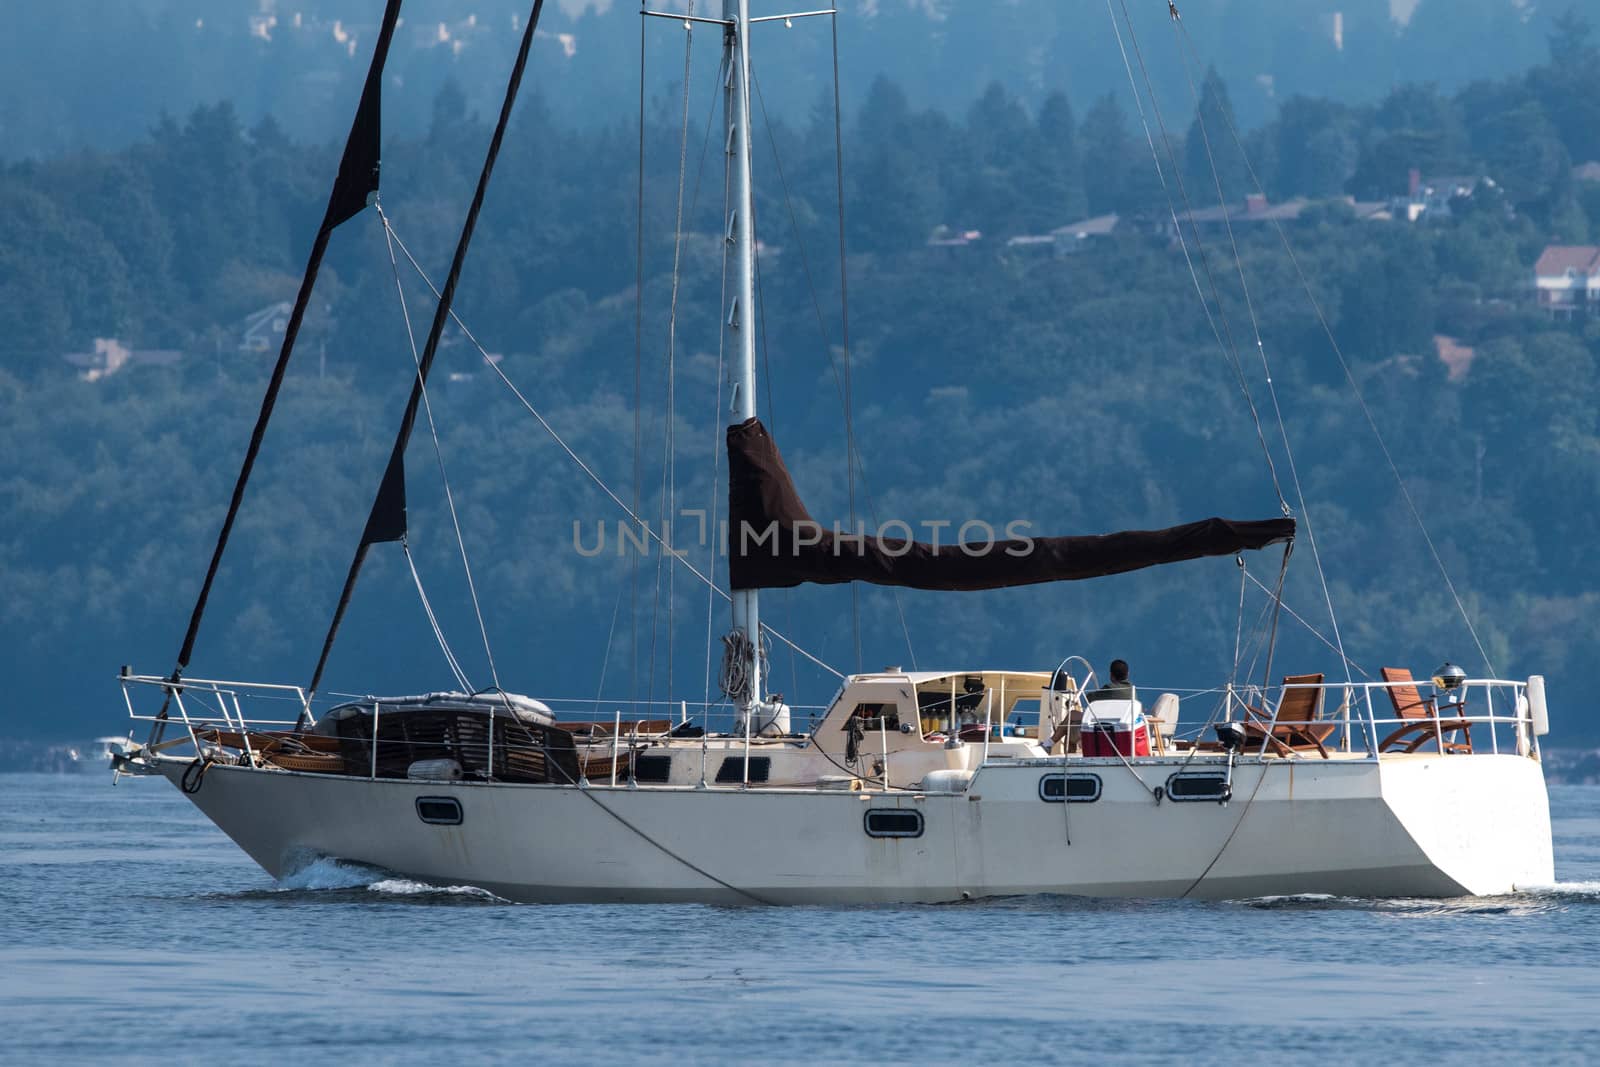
118,671,826,786
1218,677,1544,760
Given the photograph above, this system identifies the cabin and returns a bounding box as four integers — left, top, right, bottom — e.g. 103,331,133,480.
61,339,181,382
1051,213,1120,254
1533,245,1600,320
238,301,293,354
803,670,1053,787
554,669,1060,792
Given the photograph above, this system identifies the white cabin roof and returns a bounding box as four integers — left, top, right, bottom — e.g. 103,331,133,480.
845,669,1053,687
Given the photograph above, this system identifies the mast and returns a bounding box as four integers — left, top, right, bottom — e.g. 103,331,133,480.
725,0,762,711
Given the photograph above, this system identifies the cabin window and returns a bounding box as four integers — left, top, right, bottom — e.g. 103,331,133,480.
1165,773,1230,802
415,796,463,825
1038,773,1101,802
843,702,900,732
632,754,672,783
1009,697,1041,719
715,756,771,783
916,681,986,737
864,808,924,838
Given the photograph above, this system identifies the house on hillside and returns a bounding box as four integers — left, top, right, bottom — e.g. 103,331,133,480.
1533,245,1600,320
1004,213,1120,257
1050,213,1119,254
1179,193,1310,232
1172,195,1386,236
238,301,293,354
927,225,982,249
61,339,182,383
1391,170,1493,223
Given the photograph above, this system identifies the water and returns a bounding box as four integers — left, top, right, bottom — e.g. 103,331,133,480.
4,774,1599,1065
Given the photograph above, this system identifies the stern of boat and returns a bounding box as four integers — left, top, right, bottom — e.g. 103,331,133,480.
1379,752,1554,895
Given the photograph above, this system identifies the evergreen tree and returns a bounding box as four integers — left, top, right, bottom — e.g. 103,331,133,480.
1029,92,1088,225
1080,93,1130,217
1182,68,1249,207
1529,9,1600,165
1349,85,1470,199
960,82,1034,236
1474,100,1570,208
851,77,943,250
1272,96,1357,199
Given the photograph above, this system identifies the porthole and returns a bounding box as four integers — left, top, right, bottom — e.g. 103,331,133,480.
715,756,771,783
1165,773,1230,802
415,796,463,825
1038,773,1102,803
864,808,924,839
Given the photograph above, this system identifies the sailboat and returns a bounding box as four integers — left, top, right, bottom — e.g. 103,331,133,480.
114,0,1555,903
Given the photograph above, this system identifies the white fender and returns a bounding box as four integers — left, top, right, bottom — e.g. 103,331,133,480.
1527,675,1550,737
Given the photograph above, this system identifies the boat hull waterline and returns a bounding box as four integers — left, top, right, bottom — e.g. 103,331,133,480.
157,753,1553,904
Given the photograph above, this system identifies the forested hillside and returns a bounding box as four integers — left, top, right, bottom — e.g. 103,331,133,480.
3,10,1598,743
0,0,1582,160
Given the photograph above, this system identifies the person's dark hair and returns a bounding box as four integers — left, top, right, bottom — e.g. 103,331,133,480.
1109,659,1129,683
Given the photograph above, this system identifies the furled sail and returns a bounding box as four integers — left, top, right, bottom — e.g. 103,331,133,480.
726,418,1295,591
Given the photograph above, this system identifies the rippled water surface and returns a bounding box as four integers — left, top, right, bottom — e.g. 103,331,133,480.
3,773,1599,1064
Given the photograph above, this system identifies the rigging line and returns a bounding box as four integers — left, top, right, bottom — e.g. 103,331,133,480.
379,225,844,681
1166,599,1279,823
667,34,727,712
705,67,735,714
641,46,723,717
830,12,862,673
1168,13,1495,680
632,8,647,719
1104,0,1287,514
378,206,501,689
684,54,730,232
402,540,474,692
306,0,547,701
1178,753,1272,900
1243,568,1370,679
518,679,769,908
749,69,917,671
595,566,629,703
1239,602,1274,704
570,782,773,905
1258,541,1293,697
647,1,696,712
1163,11,1352,690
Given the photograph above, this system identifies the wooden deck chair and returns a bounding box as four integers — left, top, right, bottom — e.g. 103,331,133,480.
1240,673,1337,758
1377,667,1473,754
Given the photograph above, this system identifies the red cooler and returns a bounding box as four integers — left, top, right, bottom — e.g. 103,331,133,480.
1081,703,1151,757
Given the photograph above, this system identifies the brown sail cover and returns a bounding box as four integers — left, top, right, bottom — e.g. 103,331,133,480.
727,418,1295,591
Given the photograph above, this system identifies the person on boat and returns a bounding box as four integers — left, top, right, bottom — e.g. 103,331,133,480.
1041,661,1131,753
1087,659,1134,703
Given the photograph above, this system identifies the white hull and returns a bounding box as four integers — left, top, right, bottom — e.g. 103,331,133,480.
158,752,1553,904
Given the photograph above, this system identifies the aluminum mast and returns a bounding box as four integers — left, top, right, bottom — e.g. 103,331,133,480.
725,0,762,713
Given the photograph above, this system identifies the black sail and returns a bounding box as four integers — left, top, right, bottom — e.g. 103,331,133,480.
307,0,548,698
170,0,403,680
726,418,1295,591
